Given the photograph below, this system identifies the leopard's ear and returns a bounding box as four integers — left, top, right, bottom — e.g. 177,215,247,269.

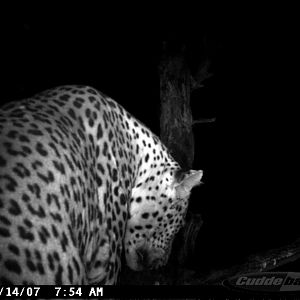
174,170,203,198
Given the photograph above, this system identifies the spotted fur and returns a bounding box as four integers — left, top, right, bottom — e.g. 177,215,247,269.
0,85,203,284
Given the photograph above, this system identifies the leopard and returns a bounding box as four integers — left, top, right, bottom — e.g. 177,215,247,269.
0,85,203,285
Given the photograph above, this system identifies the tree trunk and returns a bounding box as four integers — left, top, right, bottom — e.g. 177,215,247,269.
159,51,194,169
159,46,207,278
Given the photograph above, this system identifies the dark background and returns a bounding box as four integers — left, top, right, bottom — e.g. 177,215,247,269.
1,5,298,273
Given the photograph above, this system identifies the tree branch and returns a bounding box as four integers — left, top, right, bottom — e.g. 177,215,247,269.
195,238,300,285
193,117,216,125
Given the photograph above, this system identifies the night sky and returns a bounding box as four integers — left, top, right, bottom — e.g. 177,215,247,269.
1,6,298,273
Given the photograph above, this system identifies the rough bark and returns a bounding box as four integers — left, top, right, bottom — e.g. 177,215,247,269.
158,46,210,278
159,51,194,169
